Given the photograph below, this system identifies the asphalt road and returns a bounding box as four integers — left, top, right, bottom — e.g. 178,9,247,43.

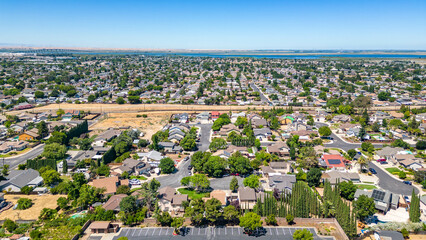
210,176,244,190
194,123,212,152
114,227,332,240
368,161,418,195
3,143,45,169
250,83,271,105
157,158,192,188
315,122,383,151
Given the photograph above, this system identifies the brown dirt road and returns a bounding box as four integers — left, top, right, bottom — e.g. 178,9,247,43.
7,103,423,115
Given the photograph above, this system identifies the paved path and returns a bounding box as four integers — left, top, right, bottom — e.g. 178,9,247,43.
113,227,333,240
3,143,45,169
250,83,271,105
368,161,418,195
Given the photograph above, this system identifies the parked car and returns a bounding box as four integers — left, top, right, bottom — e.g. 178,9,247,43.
187,165,193,170
379,161,388,165
403,181,412,185
369,168,377,174
377,158,386,162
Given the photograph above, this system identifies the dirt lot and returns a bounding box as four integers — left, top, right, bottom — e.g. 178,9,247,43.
0,194,65,221
90,112,172,140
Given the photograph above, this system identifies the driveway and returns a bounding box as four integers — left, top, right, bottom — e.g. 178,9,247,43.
114,226,332,240
210,176,243,190
3,144,45,169
368,161,418,195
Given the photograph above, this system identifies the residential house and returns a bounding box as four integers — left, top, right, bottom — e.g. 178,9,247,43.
202,190,228,207
238,187,257,210
268,174,296,194
102,194,128,212
158,142,182,153
0,169,43,192
399,159,423,171
354,189,399,212
137,150,164,167
196,112,210,124
88,221,119,234
19,129,39,141
321,170,360,184
267,141,290,157
90,176,128,196
320,154,347,170
269,161,292,173
253,128,272,140
158,186,188,214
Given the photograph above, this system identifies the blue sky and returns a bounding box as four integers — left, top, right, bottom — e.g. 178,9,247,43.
1,0,425,50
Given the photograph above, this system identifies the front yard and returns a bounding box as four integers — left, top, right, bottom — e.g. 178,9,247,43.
177,188,210,200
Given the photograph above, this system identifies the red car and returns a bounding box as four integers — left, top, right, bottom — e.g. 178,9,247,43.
377,158,386,162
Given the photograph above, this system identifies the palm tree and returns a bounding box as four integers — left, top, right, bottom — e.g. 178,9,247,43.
357,155,373,172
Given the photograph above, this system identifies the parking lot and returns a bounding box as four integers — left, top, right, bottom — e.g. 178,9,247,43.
113,227,334,240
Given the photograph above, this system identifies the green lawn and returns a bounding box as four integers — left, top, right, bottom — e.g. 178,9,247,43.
130,175,147,180
385,167,402,174
355,184,377,190
177,188,210,200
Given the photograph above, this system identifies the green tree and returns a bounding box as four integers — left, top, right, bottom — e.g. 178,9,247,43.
17,198,33,209
353,195,376,222
180,136,196,151
223,205,240,224
171,217,184,234
209,138,228,152
37,121,48,137
88,94,96,102
41,169,61,186
409,190,420,223
97,164,110,176
117,185,131,195
205,198,223,224
239,212,262,232
189,174,210,192
120,196,138,213
306,168,322,187
243,175,260,189
347,149,357,159
159,157,176,174
228,152,252,175
293,229,314,240
318,126,331,137
1,164,9,176
57,197,69,210
184,198,205,225
203,156,226,177
42,143,67,161
3,219,17,232
339,181,357,200
20,186,33,195
416,140,426,150
34,91,45,99
157,211,173,226
117,97,125,104
230,176,239,192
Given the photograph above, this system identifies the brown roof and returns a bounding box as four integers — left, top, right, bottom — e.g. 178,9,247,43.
270,161,289,169
158,186,176,201
172,194,188,205
89,221,111,229
203,190,227,205
102,194,127,211
90,177,119,195
238,187,256,201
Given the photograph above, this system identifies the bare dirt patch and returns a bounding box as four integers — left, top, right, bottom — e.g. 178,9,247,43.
0,194,65,221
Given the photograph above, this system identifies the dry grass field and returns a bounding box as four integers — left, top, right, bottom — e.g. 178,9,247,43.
90,112,172,140
0,194,65,221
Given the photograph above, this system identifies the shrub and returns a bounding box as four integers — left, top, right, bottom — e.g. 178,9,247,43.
20,186,33,195
286,214,294,225
399,171,407,179
400,228,409,238
17,198,33,210
265,214,277,226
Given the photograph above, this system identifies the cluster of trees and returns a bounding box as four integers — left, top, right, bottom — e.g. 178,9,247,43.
212,114,231,131
191,151,255,178
254,182,322,219
181,174,210,192
323,181,358,238
102,131,134,164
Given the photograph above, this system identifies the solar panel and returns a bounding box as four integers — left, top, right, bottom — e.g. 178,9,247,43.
328,159,342,165
372,189,385,201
